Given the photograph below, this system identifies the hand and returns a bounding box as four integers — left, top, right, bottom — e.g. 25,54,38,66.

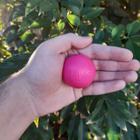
19,33,140,117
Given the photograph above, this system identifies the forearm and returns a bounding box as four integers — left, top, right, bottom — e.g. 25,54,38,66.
0,73,36,140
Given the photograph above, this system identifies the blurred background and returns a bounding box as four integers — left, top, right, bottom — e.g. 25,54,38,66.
0,0,140,140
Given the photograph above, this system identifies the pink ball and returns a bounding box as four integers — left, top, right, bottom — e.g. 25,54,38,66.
62,54,96,88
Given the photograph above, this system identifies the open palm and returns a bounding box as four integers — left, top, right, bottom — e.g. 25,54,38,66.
22,33,140,117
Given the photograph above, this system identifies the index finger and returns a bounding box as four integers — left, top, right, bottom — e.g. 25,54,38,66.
79,44,133,61
42,33,92,53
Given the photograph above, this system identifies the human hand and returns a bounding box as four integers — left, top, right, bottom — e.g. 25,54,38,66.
19,33,140,117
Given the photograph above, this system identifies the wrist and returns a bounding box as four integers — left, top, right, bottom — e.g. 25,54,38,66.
0,72,38,139
10,72,38,119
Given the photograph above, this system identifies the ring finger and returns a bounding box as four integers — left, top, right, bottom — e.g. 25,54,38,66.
94,59,140,71
94,71,138,83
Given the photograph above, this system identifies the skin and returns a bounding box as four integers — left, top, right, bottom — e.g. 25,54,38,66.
0,33,140,140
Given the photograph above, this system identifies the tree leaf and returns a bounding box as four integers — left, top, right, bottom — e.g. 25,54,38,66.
20,30,33,42
28,0,41,7
126,39,140,60
57,20,65,31
127,20,140,36
112,25,124,38
94,30,105,43
61,0,82,8
68,116,80,140
77,98,89,116
89,122,104,137
81,7,104,19
130,35,140,46
107,129,120,140
84,0,102,6
106,100,127,131
60,105,73,119
39,0,59,17
113,114,127,131
34,117,39,128
30,21,40,28
78,120,88,140
90,99,104,121
25,2,36,17
121,123,137,140
69,5,80,15
67,14,80,26
0,20,3,31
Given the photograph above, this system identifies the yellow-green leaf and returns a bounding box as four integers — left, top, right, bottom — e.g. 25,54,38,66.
20,30,32,42
57,20,65,31
67,14,80,26
107,129,119,140
34,117,39,128
30,21,40,28
0,20,3,31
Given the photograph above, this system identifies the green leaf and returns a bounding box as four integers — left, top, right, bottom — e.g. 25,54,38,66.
30,21,40,28
0,20,3,31
60,105,73,119
28,0,41,7
25,2,36,16
107,129,120,140
61,8,67,18
89,123,104,136
62,0,82,8
94,30,105,43
57,20,65,31
59,119,69,137
6,27,18,43
81,7,104,19
130,35,140,46
20,30,33,42
79,23,92,36
90,99,104,121
84,0,102,6
19,20,32,32
106,100,127,131
39,1,52,12
106,98,133,121
111,25,123,46
136,127,140,139
127,20,140,36
39,0,59,16
77,98,88,116
78,120,88,140
68,116,80,140
126,39,135,53
121,123,136,140
69,5,80,15
112,25,124,38
0,53,30,81
0,47,12,58
113,115,127,131
128,119,137,127
67,14,80,26
126,39,140,60
105,99,136,133
11,2,25,19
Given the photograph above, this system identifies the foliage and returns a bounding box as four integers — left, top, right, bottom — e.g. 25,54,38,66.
0,0,140,139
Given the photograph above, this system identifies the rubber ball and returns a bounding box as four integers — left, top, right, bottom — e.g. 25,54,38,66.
62,54,96,88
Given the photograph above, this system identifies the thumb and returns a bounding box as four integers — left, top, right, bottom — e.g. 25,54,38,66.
44,33,92,53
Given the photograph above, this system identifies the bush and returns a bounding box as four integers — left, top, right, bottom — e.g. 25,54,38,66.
0,0,140,139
